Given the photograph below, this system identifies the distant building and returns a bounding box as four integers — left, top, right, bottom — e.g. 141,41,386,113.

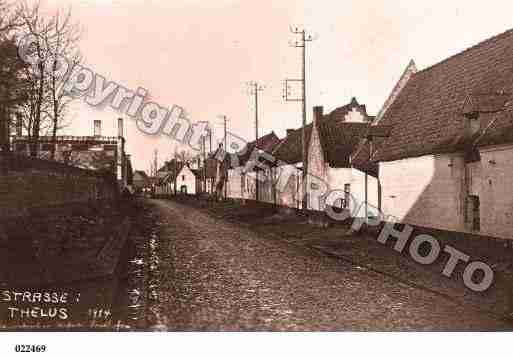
11,118,132,188
174,165,199,195
196,145,231,198
154,162,200,196
227,132,281,202
133,170,150,192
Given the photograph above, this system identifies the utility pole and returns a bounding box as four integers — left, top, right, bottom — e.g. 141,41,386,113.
218,115,229,199
207,127,212,193
202,134,207,193
209,127,213,154
247,81,265,201
153,149,158,177
285,26,315,211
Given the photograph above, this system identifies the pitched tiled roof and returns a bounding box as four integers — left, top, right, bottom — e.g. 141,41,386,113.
273,99,372,166
374,28,513,162
190,168,202,178
158,160,184,184
351,125,393,176
317,121,368,168
134,170,149,180
157,159,182,173
272,125,314,165
325,97,369,123
236,132,281,167
473,105,513,148
351,137,388,177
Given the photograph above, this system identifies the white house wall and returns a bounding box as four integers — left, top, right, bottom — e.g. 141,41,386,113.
227,168,243,199
477,145,513,239
274,165,302,209
347,168,379,217
379,153,466,232
175,167,197,195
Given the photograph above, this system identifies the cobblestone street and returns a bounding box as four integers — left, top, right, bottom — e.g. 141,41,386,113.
147,199,510,331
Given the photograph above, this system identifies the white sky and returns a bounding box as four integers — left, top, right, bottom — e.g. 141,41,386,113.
38,0,513,173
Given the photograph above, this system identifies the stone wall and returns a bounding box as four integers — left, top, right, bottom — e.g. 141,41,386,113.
0,153,117,219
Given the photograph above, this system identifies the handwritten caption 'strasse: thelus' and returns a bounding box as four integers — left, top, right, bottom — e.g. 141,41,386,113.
1,290,72,320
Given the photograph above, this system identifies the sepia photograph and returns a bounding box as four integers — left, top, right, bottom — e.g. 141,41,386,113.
0,0,513,357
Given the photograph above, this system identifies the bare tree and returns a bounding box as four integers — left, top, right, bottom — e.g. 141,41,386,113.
16,0,54,156
43,7,82,159
0,1,22,39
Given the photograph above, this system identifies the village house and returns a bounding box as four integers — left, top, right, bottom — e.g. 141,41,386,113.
154,159,182,196
174,164,200,195
371,28,513,240
271,98,374,212
195,144,236,199
133,170,150,193
305,104,374,214
203,152,223,196
155,161,200,196
156,159,179,180
226,132,281,203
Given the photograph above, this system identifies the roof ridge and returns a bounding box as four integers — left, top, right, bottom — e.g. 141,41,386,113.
416,27,513,75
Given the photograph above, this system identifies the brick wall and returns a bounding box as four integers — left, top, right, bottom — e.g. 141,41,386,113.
0,153,117,219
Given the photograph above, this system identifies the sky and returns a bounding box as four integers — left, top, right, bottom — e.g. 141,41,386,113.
36,0,513,174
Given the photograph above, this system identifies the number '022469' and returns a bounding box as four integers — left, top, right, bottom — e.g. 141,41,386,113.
14,345,47,353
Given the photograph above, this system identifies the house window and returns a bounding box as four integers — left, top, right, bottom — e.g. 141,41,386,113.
182,175,185,181
344,184,351,209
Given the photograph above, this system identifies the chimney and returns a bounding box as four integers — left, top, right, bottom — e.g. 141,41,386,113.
286,129,294,137
313,106,324,124
16,113,22,137
93,120,102,137
118,118,124,138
